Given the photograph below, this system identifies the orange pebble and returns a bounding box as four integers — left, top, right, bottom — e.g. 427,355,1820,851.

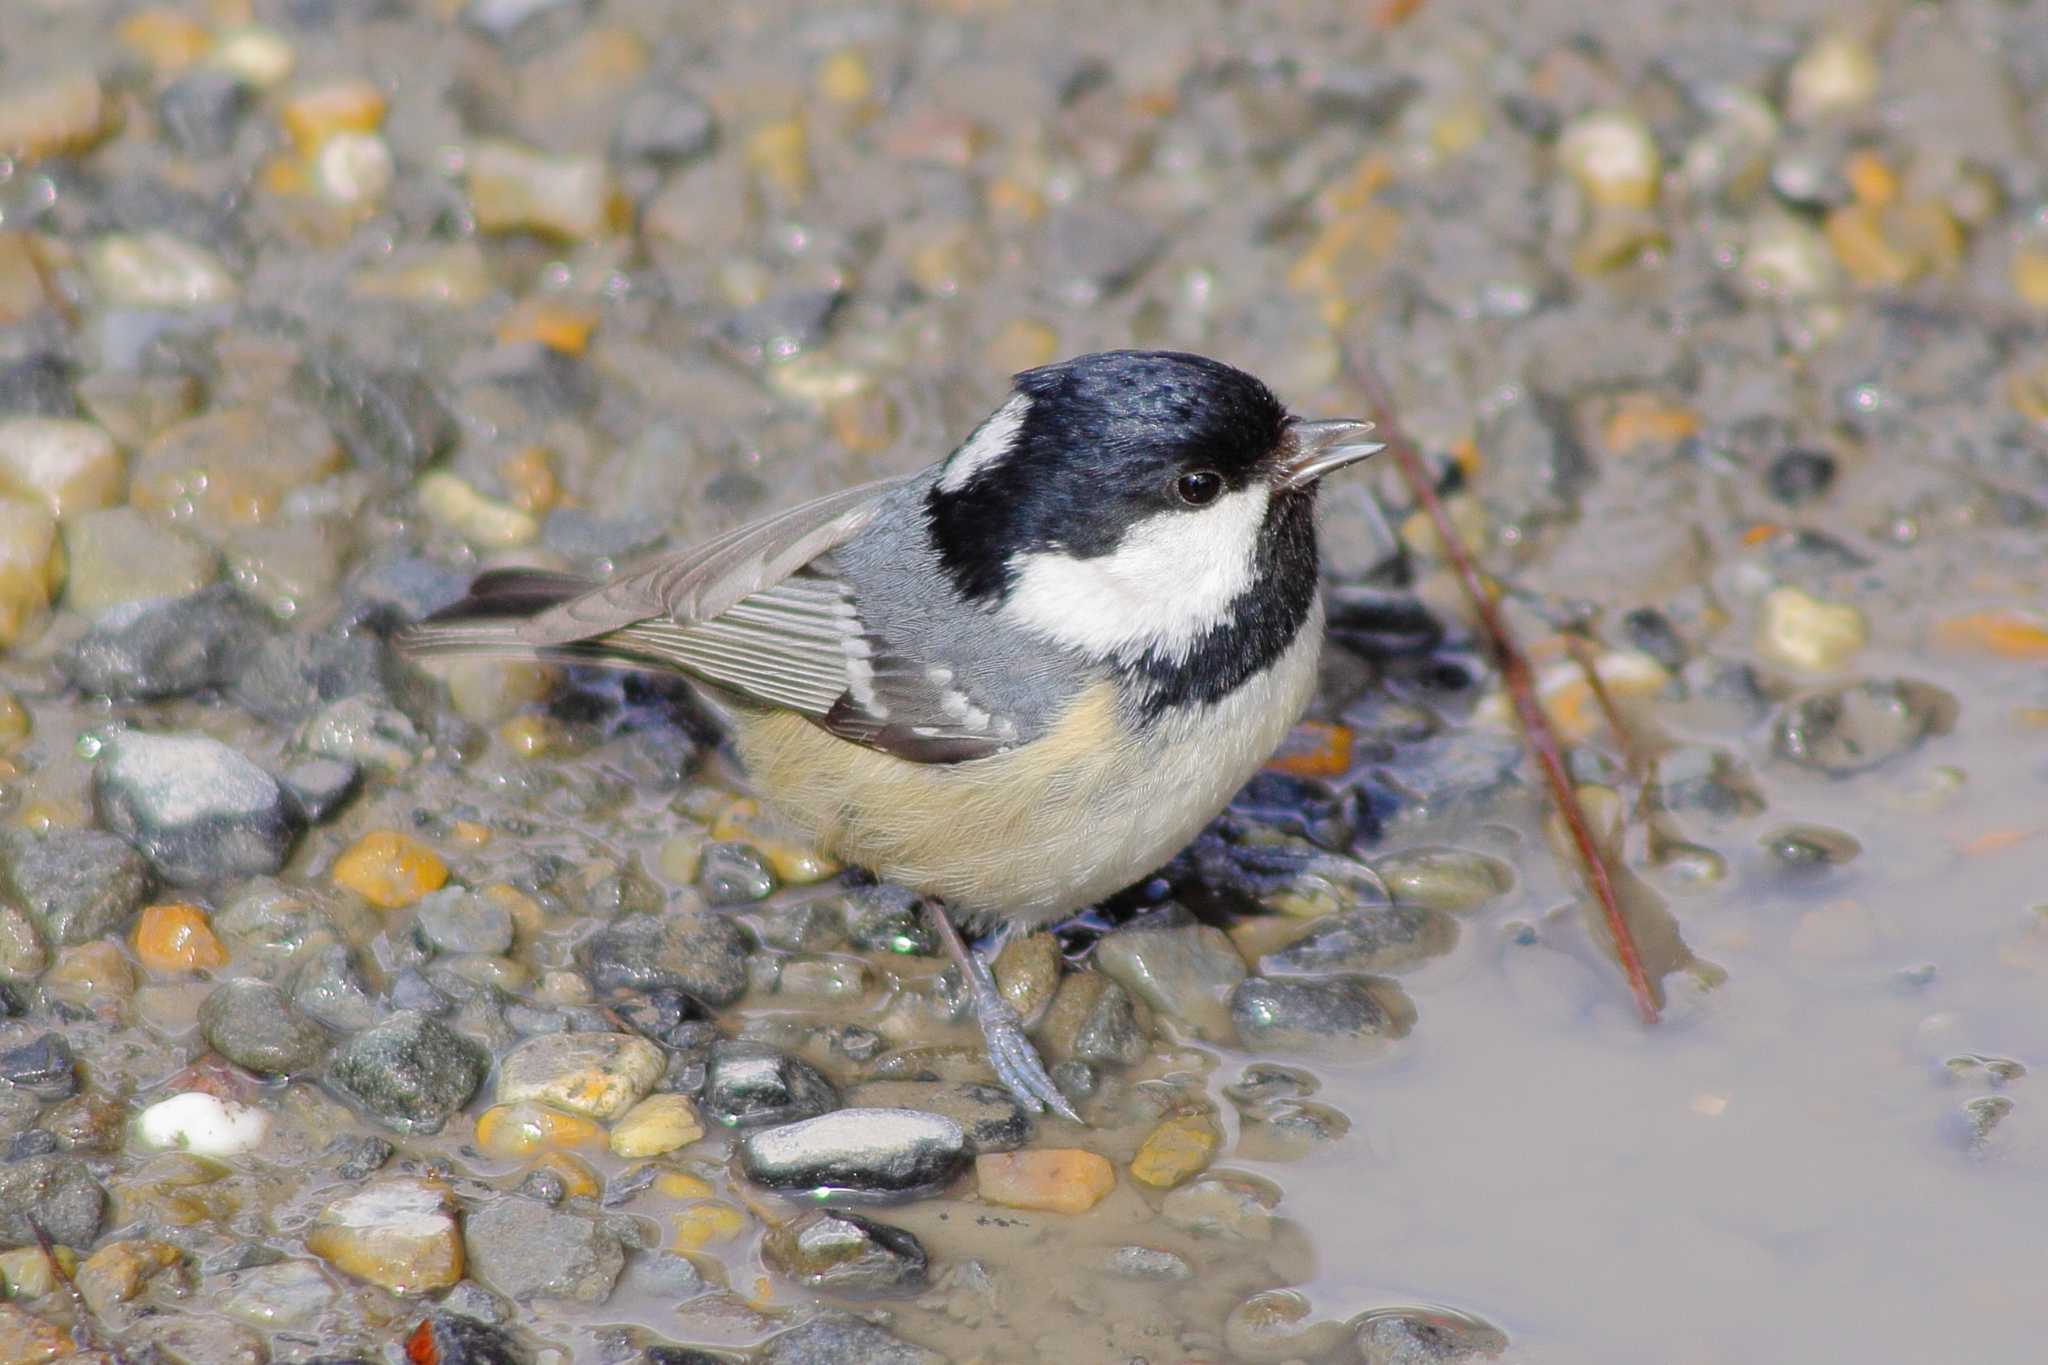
330,829,448,908
975,1149,1115,1214
1933,610,2048,661
132,903,229,973
1266,721,1355,778
496,300,598,355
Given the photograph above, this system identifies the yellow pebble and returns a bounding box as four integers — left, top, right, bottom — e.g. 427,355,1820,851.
1843,150,1897,208
817,49,873,105
529,1150,602,1200
118,10,214,70
131,903,229,974
496,301,598,356
975,1149,1116,1214
0,691,27,749
2011,248,2048,310
1755,587,1868,673
473,1102,607,1159
330,830,448,909
281,79,387,154
610,1093,706,1158
449,820,493,849
709,799,839,885
1129,1113,1220,1189
652,1170,714,1201
672,1201,747,1249
745,119,810,200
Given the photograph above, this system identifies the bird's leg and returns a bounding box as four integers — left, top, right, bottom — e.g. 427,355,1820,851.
925,901,1082,1124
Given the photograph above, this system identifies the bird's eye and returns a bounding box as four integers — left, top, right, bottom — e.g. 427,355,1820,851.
1176,470,1224,506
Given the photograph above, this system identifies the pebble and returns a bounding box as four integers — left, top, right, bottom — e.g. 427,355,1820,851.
132,404,344,532
698,840,777,904
717,289,845,366
702,1039,839,1128
1035,971,1147,1068
764,1210,929,1294
417,471,541,549
76,1239,181,1315
1756,586,1868,673
135,1091,272,1156
414,885,516,955
42,1092,126,1153
0,1247,67,1300
609,1092,706,1157
615,86,717,165
1774,678,1952,775
60,585,265,701
87,232,239,309
296,352,457,477
740,1107,968,1197
975,1148,1115,1214
673,1199,749,1249
1785,30,1879,122
1766,448,1838,505
0,417,123,518
760,1311,945,1365
472,1101,605,1159
0,352,75,417
297,695,428,772
61,505,218,615
0,1303,69,1362
1763,823,1862,870
44,940,136,1007
1093,921,1246,1042
0,498,59,645
281,77,385,153
845,1080,1030,1154
0,827,151,945
469,139,618,242
993,931,1062,1023
305,1178,464,1295
1353,1306,1511,1364
1226,1289,1349,1364
159,69,252,157
577,910,750,1006
1129,1112,1220,1189
330,829,448,908
0,1155,104,1246
213,1259,338,1329
496,1030,665,1120
132,901,230,973
1260,904,1459,976
199,978,330,1075
1101,1244,1194,1281
1159,1174,1278,1243
1557,109,1661,209
0,1033,75,1099
325,1009,489,1134
463,1198,624,1303
1230,975,1417,1050
94,730,303,885
0,70,108,162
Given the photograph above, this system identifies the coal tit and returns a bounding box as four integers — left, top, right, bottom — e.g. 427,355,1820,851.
401,350,1381,1118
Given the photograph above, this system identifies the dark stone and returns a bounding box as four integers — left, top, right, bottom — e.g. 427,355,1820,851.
93,730,303,885
842,883,934,955
612,987,704,1048
412,887,515,956
1773,679,1954,776
642,1348,730,1365
715,290,844,366
702,1040,838,1129
59,585,265,700
325,1010,489,1134
342,556,469,629
0,1155,105,1247
577,912,749,1006
281,758,361,823
1324,587,1446,660
762,1210,928,1294
1765,447,1837,506
296,351,456,477
0,827,151,945
1229,975,1416,1050
463,1198,624,1303
454,342,598,415
614,88,717,165
333,1135,394,1181
389,967,454,1015
739,1108,967,1197
1762,823,1861,870
698,842,775,906
1258,905,1458,976
1225,772,1352,849
759,1310,944,1365
199,978,330,1076
401,1313,531,1365
0,1034,75,1100
1619,606,1688,673
37,1093,126,1152
158,70,251,156
231,628,394,723
845,1081,1029,1154
0,353,77,417
7,1131,57,1161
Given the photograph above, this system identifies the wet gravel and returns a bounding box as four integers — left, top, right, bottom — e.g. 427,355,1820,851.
0,0,2045,1361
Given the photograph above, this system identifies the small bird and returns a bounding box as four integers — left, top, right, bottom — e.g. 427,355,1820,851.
400,350,1381,1119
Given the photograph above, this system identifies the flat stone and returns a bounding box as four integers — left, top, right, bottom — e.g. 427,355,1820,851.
974,1148,1115,1214
59,585,265,701
1229,975,1416,1050
845,1080,1030,1154
0,1154,104,1246
1094,922,1246,1042
762,1210,928,1294
0,416,122,517
199,977,330,1076
326,1010,489,1134
414,886,516,956
740,1107,967,1197
1035,971,1146,1067
214,1259,338,1329
61,506,217,614
577,911,749,1006
1774,678,1954,776
609,1092,706,1157
1259,905,1459,976
306,1178,463,1296
93,730,303,885
0,827,151,945
760,1310,945,1365
495,1031,664,1120
462,1197,624,1303
702,1039,838,1128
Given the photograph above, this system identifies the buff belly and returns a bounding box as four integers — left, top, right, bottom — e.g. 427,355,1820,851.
732,610,1324,927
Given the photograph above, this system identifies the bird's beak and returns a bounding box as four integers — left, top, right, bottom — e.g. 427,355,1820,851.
1274,418,1384,490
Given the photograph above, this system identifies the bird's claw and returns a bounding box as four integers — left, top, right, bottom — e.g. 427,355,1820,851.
975,994,1082,1124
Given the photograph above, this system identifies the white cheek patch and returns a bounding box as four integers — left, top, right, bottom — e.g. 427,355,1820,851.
936,394,1031,493
1000,483,1269,660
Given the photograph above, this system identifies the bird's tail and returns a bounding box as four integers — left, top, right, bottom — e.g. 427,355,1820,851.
394,568,596,663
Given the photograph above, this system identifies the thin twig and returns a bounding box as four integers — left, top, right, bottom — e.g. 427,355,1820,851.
1345,352,1660,1024
1564,633,1647,780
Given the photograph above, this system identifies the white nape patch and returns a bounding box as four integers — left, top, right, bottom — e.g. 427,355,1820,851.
936,393,1031,493
1000,483,1270,661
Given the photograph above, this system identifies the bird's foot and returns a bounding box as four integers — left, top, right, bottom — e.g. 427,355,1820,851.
925,903,1082,1124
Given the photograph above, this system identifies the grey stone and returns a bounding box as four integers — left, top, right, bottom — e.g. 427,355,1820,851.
698,841,776,905
761,1311,944,1365
0,1155,104,1246
1774,679,1954,776
1229,975,1416,1050
158,69,251,157
842,884,934,955
60,585,265,700
281,758,360,823
296,351,456,477
342,555,469,628
1036,972,1146,1067
413,887,515,956
577,911,748,1006
1100,1245,1194,1281
0,827,151,944
1094,922,1246,1041
703,1040,838,1129
716,290,844,366
200,978,330,1076
214,1259,337,1330
740,1107,967,1197
463,1198,624,1303
845,1081,1028,1154
1259,906,1458,976
291,944,383,1031
232,628,393,723
0,353,76,418
326,1010,489,1134
94,731,302,885
1352,1307,1511,1364
0,1033,75,1100
1038,203,1163,307
294,695,427,773
614,87,717,165
762,1210,928,1294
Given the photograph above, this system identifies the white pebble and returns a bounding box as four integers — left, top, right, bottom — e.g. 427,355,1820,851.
136,1091,271,1156
316,132,394,208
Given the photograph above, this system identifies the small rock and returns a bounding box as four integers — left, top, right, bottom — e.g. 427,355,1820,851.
0,1302,70,1364
993,931,1061,1023
1129,1112,1219,1189
1101,1244,1193,1281
1035,971,1147,1067
158,69,252,156
399,1312,530,1365
315,131,394,207
1762,823,1862,870
1766,448,1837,506
0,498,59,644
702,1039,838,1128
291,943,383,1031
615,87,717,164
326,1010,489,1134
609,1092,706,1157
1374,847,1516,912
0,70,109,163
843,883,935,954
94,730,303,885
463,1198,623,1303
1094,922,1245,1041
417,471,540,549
75,1239,181,1315
199,978,329,1075
0,353,74,418
1352,1306,1511,1364
135,1091,272,1155
1227,1289,1348,1364
698,840,777,904
414,886,516,956
740,1107,967,1196
760,1311,945,1365
845,1081,1030,1154
59,585,265,701
1774,679,1953,776
295,351,456,477
1755,587,1867,673
716,290,844,366
496,1031,664,1120
1160,1175,1278,1242
87,232,238,308
577,911,749,1006
0,1154,105,1246
231,627,392,723
214,1259,338,1329
62,506,217,614
334,1134,395,1181
1557,109,1662,209
0,827,151,945
306,1178,463,1296
763,1210,928,1294
1260,905,1458,976
37,1092,125,1152
469,139,617,242
1785,30,1878,122
0,1034,73,1100
0,417,122,517
330,829,448,908
975,1148,1115,1214
1230,975,1416,1050
1038,203,1163,307
282,758,361,822
43,940,135,1006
